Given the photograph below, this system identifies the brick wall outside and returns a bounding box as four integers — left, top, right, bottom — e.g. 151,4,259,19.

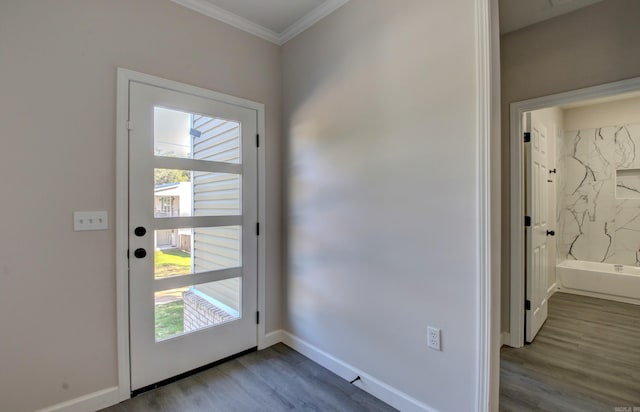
183,290,237,332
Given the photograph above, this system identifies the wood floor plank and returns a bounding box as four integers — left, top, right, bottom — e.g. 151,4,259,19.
101,343,396,412
500,292,640,411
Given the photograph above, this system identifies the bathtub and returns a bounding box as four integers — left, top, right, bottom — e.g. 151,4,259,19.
556,260,640,304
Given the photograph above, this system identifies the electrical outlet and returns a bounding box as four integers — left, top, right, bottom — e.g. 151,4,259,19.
427,327,441,351
74,211,108,231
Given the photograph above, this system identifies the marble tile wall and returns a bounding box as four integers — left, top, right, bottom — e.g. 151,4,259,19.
557,124,640,265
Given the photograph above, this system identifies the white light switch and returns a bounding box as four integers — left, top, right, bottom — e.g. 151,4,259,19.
73,211,108,231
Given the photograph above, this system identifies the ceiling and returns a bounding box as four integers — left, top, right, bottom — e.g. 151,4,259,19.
171,0,349,45
499,0,603,34
173,0,604,44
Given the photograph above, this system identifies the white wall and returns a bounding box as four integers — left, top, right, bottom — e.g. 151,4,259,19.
564,95,640,131
0,1,281,411
282,1,481,410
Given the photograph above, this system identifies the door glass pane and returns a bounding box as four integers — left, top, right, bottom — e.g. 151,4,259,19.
154,107,241,163
154,226,241,279
154,168,241,218
154,278,242,341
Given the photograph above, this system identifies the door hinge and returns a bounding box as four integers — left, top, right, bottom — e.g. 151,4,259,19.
525,300,531,311
256,133,260,148
256,311,260,324
524,216,531,227
127,120,133,131
256,222,260,236
127,249,129,259
523,132,531,143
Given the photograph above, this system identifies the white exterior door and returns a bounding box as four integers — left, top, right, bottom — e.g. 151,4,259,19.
128,81,258,391
525,112,550,342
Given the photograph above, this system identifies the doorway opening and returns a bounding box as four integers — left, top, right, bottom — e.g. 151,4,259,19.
503,77,640,409
508,76,640,347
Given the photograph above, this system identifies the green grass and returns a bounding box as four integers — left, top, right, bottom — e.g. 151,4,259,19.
155,300,184,340
154,249,190,339
155,248,191,278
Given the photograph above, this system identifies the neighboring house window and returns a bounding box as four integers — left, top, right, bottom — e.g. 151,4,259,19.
158,196,177,217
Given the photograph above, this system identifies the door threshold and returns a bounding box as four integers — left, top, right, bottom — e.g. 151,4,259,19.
131,346,257,397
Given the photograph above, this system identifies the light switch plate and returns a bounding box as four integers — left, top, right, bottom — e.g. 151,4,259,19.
74,211,108,231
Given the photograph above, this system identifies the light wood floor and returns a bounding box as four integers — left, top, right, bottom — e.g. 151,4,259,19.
500,292,640,411
101,343,396,412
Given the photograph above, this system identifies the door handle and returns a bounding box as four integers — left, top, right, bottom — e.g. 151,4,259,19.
134,226,147,237
546,230,555,236
134,248,147,258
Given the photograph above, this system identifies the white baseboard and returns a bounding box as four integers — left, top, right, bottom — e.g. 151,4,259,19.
501,332,510,346
280,331,438,412
261,329,285,349
36,330,435,412
35,386,119,412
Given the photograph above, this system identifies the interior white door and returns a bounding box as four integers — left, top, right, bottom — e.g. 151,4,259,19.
128,81,258,391
525,112,549,342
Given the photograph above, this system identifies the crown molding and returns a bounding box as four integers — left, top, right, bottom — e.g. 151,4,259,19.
279,0,350,44
171,0,350,45
172,0,280,43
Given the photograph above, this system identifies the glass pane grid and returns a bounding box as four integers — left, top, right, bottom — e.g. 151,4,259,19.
152,107,244,342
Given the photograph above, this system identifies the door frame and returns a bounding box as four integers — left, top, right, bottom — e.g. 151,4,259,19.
507,76,640,348
115,68,267,401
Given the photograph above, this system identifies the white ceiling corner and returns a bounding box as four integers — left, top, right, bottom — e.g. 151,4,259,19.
171,0,350,45
278,0,350,44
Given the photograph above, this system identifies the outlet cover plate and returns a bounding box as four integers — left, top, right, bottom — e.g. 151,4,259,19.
427,326,441,351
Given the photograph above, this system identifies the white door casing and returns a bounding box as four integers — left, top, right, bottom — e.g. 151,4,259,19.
525,112,549,342
128,80,258,391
